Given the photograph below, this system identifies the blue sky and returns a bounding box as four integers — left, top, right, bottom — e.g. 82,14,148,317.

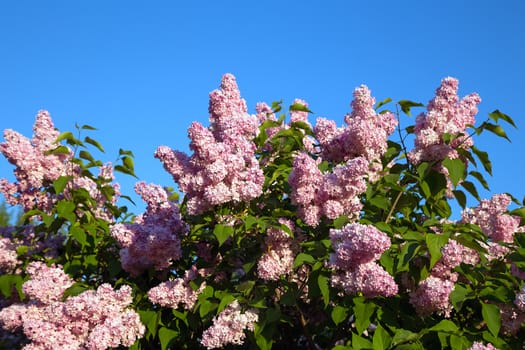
1,1,524,215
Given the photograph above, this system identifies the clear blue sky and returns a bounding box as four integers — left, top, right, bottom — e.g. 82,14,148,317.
1,1,524,214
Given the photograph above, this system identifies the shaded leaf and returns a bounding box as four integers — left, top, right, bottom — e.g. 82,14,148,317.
398,100,424,116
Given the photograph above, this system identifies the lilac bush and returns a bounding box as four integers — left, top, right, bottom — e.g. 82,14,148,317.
1,74,524,349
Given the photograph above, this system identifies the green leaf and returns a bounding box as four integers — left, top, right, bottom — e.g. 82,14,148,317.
471,146,492,175
70,226,87,246
331,305,348,325
482,122,511,142
79,150,95,163
81,124,97,130
56,131,75,143
294,253,316,268
119,148,135,157
123,156,135,172
353,298,376,335
84,136,105,152
158,327,179,350
488,109,517,128
391,329,420,347
56,200,77,222
352,333,373,349
481,302,501,337
428,319,459,333
375,97,392,110
213,224,234,246
469,171,490,190
373,324,392,350
461,181,480,201
53,176,72,194
425,233,449,269
0,274,23,298
289,103,312,113
318,273,330,306
398,100,424,116
45,145,71,155
452,190,467,209
442,158,465,187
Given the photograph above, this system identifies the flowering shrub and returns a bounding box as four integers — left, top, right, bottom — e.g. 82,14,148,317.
1,74,525,349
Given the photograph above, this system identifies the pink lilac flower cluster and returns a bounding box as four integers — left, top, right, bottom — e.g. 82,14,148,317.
461,193,523,259
148,266,205,310
0,111,70,212
0,262,145,349
409,275,456,318
0,236,19,273
111,182,189,276
430,238,480,282
410,238,479,318
288,152,368,227
468,341,497,350
0,111,120,220
408,77,481,165
314,85,397,168
257,219,299,281
328,223,398,298
200,300,258,349
155,74,264,215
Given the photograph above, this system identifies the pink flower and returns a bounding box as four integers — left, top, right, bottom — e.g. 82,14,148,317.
331,262,398,298
156,74,264,215
200,300,258,349
148,267,206,310
315,85,397,166
111,182,188,276
257,219,299,281
409,276,455,317
289,152,368,226
462,194,523,246
328,223,391,268
408,77,481,165
468,342,497,350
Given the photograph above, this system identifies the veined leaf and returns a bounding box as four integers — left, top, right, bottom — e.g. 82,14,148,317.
442,158,465,187
481,302,501,337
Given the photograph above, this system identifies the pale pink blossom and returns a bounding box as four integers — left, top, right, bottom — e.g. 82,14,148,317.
148,266,206,310
156,74,264,214
111,182,188,276
408,77,481,165
409,276,455,317
257,219,299,281
468,342,497,350
200,300,258,349
331,262,398,298
289,152,368,226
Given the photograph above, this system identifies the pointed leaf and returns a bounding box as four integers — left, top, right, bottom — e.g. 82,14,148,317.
213,224,234,246
469,171,490,190
442,158,465,186
398,100,424,116
488,109,517,128
471,146,492,175
483,122,511,142
461,181,480,201
425,233,449,269
84,136,105,152
481,302,501,337
158,327,179,350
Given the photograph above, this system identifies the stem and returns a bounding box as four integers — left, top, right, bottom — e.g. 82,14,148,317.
385,190,403,224
296,305,317,350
